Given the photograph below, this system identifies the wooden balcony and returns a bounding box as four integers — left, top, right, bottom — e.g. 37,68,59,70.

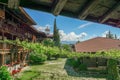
0,43,28,54
0,42,29,67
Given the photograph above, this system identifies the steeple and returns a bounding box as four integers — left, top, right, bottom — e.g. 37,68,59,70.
45,26,50,35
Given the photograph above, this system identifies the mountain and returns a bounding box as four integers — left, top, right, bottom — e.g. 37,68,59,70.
61,41,76,44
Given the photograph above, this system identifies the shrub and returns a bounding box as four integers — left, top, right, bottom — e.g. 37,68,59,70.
29,52,47,64
107,59,120,80
42,39,54,47
60,50,69,58
78,64,87,71
67,58,80,68
45,47,60,60
0,66,13,80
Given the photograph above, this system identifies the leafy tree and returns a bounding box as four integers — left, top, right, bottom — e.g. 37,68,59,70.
42,39,54,47
53,18,60,47
62,44,71,52
0,66,13,80
29,52,47,64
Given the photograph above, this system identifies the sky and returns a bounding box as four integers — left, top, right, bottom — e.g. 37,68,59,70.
24,8,120,42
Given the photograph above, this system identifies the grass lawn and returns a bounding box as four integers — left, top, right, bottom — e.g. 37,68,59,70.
16,58,106,80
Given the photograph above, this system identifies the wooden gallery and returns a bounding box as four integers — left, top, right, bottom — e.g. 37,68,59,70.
0,4,48,74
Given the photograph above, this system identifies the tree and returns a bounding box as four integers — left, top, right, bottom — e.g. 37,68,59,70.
106,31,118,39
114,34,117,39
53,18,60,47
62,44,71,52
106,31,114,39
29,52,47,64
42,39,54,47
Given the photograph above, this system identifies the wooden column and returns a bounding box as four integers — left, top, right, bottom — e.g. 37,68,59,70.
10,53,14,66
22,52,28,66
12,35,14,40
1,54,5,65
2,31,5,49
17,53,21,63
2,31,4,40
0,54,2,66
96,57,98,67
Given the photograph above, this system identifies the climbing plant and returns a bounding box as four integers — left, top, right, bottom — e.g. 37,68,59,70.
0,66,13,80
0,39,120,80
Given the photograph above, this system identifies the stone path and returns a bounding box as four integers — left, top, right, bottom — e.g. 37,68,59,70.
18,58,106,80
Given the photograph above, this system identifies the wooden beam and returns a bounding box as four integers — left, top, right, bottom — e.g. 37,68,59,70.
1,54,5,65
2,31,4,40
78,0,99,20
100,1,120,23
52,0,68,16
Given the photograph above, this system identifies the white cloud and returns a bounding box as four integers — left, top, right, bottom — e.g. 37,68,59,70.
78,22,93,29
118,36,120,39
33,24,51,32
45,24,51,27
88,34,97,39
59,30,87,41
102,30,109,37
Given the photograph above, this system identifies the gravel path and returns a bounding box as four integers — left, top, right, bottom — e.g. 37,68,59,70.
18,58,106,80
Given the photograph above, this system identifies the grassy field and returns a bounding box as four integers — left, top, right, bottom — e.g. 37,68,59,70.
16,58,106,80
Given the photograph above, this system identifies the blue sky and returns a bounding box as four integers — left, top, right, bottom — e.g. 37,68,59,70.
24,8,120,41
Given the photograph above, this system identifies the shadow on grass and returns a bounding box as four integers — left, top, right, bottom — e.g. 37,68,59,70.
64,58,107,79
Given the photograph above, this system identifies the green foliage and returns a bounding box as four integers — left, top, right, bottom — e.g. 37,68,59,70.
0,66,13,80
53,18,60,47
67,58,79,68
29,52,47,64
1,39,120,80
42,39,54,47
59,50,69,58
45,47,60,60
68,58,87,71
61,44,71,52
78,64,87,71
10,44,19,61
107,59,120,80
66,50,120,60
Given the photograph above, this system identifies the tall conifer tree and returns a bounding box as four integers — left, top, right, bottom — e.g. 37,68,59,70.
106,31,114,39
53,18,60,47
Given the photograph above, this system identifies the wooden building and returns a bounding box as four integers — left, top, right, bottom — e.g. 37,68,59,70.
0,3,47,74
74,37,120,52
74,37,120,67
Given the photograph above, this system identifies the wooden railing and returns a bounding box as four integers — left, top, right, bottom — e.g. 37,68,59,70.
0,49,28,54
0,49,10,54
0,42,29,54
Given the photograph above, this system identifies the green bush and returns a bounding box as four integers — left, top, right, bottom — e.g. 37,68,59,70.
30,52,47,64
78,64,87,71
107,59,120,80
45,47,60,60
0,66,13,80
67,58,87,71
42,39,54,47
67,58,80,68
60,50,69,58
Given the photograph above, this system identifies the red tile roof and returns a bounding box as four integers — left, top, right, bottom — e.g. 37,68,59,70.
74,37,120,52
